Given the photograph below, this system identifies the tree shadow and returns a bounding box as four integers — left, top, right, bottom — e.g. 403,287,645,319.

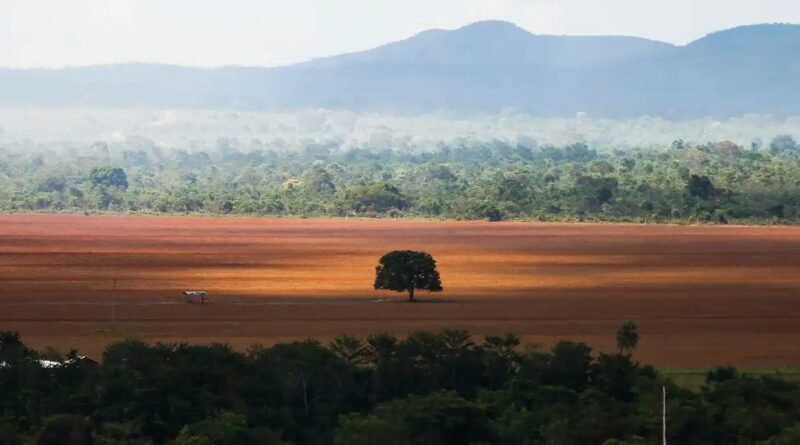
371,297,455,304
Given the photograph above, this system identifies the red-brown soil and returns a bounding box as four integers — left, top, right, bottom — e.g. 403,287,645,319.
2,214,800,368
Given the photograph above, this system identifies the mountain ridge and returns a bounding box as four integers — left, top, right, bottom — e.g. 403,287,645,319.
1,21,799,117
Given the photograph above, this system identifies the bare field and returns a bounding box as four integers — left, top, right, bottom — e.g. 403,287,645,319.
2,214,800,368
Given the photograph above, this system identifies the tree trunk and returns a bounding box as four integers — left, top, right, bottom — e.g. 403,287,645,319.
408,287,415,302
301,375,310,415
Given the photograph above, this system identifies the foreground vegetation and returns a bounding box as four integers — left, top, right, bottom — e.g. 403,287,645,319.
2,327,800,445
2,135,800,223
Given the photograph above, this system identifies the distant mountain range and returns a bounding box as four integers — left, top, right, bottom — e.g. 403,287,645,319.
1,21,799,118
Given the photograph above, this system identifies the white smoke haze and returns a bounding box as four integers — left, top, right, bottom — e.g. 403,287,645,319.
0,108,798,152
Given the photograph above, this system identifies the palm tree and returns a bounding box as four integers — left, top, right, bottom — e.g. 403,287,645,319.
330,335,367,365
616,320,639,355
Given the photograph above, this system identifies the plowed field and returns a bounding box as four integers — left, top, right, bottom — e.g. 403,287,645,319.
2,214,800,368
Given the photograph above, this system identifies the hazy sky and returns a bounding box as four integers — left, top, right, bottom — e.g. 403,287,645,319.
2,0,799,68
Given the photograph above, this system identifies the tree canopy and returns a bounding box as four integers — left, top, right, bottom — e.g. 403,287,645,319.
88,166,128,190
615,320,640,355
3,137,800,224
374,251,443,301
1,329,800,445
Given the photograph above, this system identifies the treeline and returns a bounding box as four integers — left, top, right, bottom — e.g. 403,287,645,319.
2,328,800,445
2,135,800,223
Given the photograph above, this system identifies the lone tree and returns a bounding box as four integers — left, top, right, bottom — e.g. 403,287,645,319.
616,320,639,355
374,250,443,302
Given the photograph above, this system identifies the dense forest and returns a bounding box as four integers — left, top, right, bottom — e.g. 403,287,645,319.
2,134,800,224
1,327,800,445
